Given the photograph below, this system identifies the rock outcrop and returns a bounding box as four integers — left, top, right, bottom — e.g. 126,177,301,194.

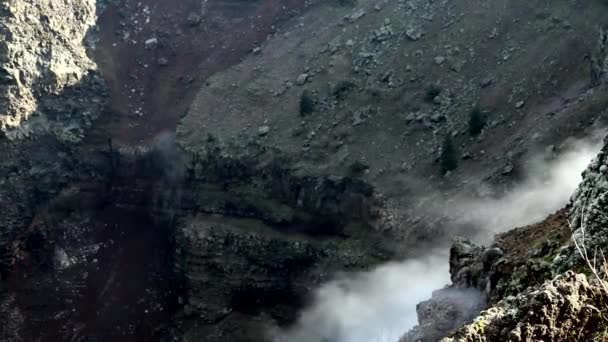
408,132,608,341
558,135,608,272
590,29,608,87
442,272,607,342
4,0,608,341
405,209,581,341
0,0,106,140
175,215,382,333
404,287,485,342
173,143,395,340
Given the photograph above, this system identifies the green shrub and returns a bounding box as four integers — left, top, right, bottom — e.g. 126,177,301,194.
468,107,486,136
333,80,356,99
440,135,459,174
350,159,370,173
424,84,442,103
300,90,315,116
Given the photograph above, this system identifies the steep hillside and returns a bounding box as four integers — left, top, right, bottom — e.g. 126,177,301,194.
405,134,608,341
1,0,608,341
178,0,608,244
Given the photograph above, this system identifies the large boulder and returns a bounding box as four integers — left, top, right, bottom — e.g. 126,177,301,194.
442,272,607,342
0,0,106,140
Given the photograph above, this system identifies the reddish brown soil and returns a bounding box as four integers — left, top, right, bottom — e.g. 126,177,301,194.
90,0,318,146
3,203,180,341
494,209,571,260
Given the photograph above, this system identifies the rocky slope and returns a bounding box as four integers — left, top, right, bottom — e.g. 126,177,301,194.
2,0,608,341
405,132,608,341
0,0,107,280
0,0,106,140
178,0,608,245
443,271,607,342
400,28,608,340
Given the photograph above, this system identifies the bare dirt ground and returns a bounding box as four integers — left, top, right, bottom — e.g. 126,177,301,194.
495,209,571,261
90,0,320,146
4,206,179,341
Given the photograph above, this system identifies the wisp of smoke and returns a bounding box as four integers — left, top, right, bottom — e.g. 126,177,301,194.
274,252,449,342
276,135,602,342
451,137,602,236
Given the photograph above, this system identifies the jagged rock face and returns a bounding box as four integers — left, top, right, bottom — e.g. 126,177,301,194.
174,147,393,340
406,211,573,342
442,272,607,342
449,238,487,290
557,136,608,272
176,217,327,323
590,29,608,87
0,0,106,140
403,288,485,342
0,139,89,276
0,0,108,283
0,144,184,341
187,139,394,234
176,214,388,341
401,239,491,342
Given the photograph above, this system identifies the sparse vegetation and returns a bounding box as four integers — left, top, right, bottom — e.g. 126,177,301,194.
350,159,370,173
300,90,315,116
468,107,486,136
333,80,356,99
440,134,459,174
425,84,442,103
568,206,608,341
569,207,608,295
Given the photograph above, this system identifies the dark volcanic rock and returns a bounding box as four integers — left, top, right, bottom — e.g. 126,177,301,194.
403,288,485,342
175,213,387,341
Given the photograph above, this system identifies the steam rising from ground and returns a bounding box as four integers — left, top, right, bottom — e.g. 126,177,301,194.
451,137,603,235
275,253,449,342
275,135,602,342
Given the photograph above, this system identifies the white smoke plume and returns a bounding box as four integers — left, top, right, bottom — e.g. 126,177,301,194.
274,252,449,342
450,136,603,235
274,134,603,342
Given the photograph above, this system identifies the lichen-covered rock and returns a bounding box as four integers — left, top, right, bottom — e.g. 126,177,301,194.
441,271,607,342
0,0,106,140
405,221,573,342
402,288,485,342
556,136,608,272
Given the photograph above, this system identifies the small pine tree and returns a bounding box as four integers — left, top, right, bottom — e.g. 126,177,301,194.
333,80,355,99
468,107,486,136
424,84,442,103
440,134,459,174
350,159,370,173
300,90,315,116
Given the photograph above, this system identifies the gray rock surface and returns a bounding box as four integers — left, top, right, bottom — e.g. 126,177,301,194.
555,135,608,272
402,287,485,342
0,0,106,140
590,29,608,86
442,272,607,342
